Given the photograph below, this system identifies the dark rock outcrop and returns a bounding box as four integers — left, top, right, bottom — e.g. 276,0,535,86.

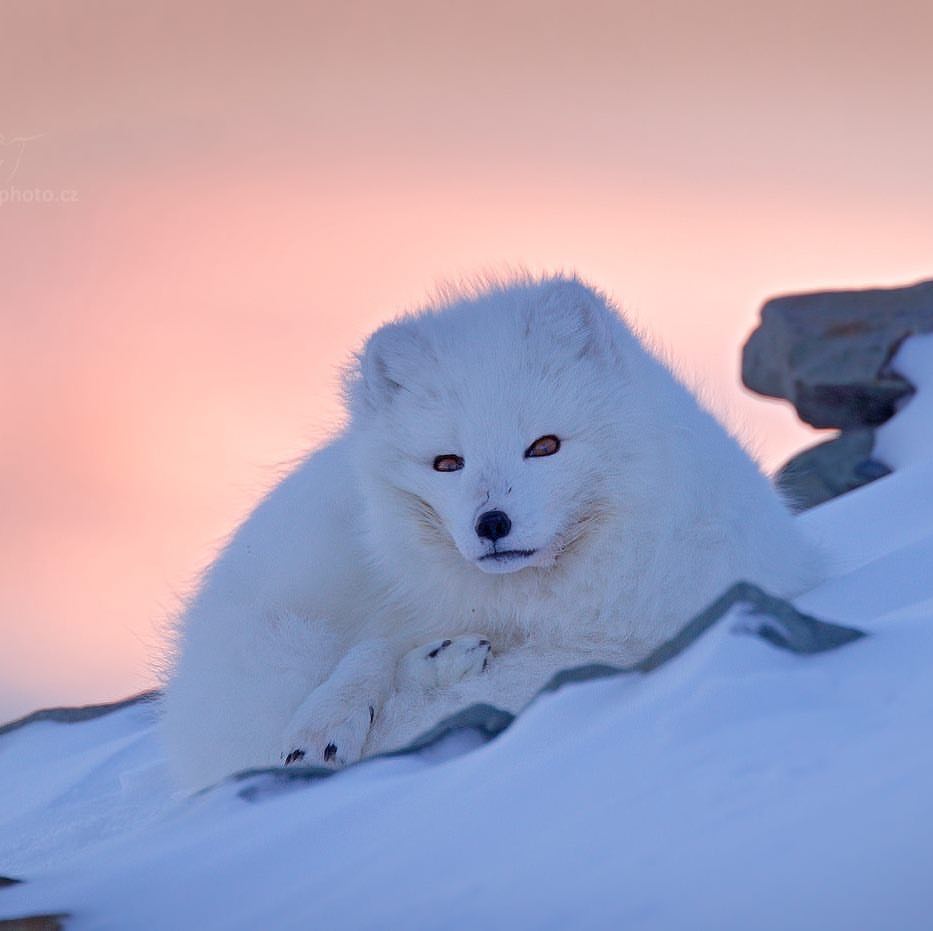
0,914,69,930
0,690,159,738
744,278,933,510
776,429,891,511
743,278,933,429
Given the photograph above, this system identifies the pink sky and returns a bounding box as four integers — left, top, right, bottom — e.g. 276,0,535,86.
1,0,931,720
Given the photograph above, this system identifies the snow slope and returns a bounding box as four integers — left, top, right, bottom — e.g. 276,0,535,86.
2,336,932,931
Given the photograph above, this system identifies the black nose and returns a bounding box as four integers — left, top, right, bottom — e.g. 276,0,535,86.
475,509,511,541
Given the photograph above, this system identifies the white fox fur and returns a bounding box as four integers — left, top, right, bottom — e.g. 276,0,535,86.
161,275,821,791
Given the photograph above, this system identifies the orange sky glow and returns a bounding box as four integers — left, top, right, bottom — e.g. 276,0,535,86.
1,0,931,719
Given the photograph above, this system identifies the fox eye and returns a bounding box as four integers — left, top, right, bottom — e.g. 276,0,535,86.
433,454,464,472
525,435,560,458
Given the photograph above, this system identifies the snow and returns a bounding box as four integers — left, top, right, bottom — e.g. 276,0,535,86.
876,332,933,470
2,336,933,930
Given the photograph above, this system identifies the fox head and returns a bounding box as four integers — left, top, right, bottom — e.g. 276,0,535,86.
348,276,647,576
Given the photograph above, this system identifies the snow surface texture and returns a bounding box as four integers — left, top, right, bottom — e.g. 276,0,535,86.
2,335,933,930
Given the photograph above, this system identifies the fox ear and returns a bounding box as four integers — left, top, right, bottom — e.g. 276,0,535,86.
534,278,615,361
357,319,429,409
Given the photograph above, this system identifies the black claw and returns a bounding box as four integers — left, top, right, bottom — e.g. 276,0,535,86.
284,749,305,766
428,639,453,659
369,705,375,723
323,742,338,763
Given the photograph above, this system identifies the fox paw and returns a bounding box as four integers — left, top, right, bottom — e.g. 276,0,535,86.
281,702,375,770
398,635,492,689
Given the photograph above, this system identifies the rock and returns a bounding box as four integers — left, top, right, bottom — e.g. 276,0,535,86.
744,277,933,507
776,429,891,511
0,690,159,738
0,915,69,930
743,278,933,428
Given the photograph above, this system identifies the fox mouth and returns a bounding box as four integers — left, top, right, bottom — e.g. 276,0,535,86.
475,547,540,575
479,549,537,562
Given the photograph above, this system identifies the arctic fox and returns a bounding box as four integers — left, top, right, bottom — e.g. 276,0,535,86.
161,275,821,791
